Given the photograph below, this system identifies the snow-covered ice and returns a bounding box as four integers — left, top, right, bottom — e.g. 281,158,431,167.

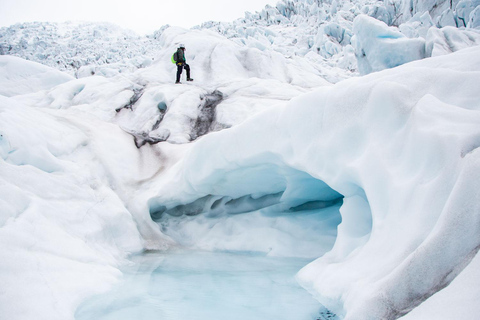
0,55,73,97
2,0,480,78
1,0,480,319
353,15,426,75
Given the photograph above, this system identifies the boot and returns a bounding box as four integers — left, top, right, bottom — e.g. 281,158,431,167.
187,78,194,81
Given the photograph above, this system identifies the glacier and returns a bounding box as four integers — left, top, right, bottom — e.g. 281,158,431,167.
1,0,480,319
143,46,480,319
3,0,480,78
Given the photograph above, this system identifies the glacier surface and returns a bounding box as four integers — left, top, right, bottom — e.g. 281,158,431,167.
1,0,480,320
2,44,479,320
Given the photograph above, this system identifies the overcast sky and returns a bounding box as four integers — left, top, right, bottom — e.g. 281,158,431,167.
0,0,279,34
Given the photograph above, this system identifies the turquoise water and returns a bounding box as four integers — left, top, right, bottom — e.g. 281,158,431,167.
75,250,326,320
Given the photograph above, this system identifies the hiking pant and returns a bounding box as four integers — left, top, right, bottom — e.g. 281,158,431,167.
176,63,191,82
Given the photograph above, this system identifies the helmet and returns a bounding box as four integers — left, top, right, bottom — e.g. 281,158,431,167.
179,43,185,49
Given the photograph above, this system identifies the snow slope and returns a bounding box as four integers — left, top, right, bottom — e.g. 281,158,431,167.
0,94,145,320
7,26,332,146
0,55,73,96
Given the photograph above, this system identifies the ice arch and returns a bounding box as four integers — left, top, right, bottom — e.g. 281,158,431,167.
144,47,480,320
148,160,371,258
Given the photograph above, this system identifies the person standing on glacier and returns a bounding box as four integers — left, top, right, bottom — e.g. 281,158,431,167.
173,44,193,84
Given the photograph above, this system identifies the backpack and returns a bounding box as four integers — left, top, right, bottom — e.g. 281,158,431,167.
171,52,178,64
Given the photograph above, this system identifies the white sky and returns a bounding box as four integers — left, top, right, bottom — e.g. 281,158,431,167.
0,0,279,34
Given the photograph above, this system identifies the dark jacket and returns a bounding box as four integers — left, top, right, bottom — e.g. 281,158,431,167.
176,48,186,64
